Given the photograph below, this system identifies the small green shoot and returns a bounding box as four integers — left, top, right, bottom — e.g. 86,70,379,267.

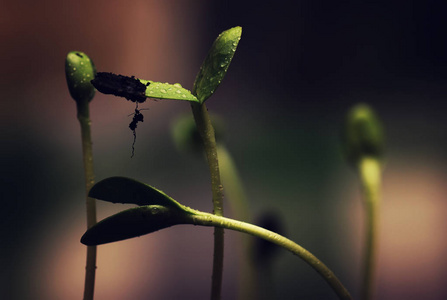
65,51,97,300
81,177,352,300
188,26,242,299
342,103,384,300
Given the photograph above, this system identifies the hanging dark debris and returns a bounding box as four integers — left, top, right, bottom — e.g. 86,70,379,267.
91,72,149,103
129,104,148,157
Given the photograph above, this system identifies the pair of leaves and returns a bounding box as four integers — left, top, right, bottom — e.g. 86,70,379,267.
81,177,197,245
90,26,242,104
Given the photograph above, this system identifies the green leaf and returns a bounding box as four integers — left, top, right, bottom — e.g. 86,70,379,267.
193,26,242,103
65,51,96,103
81,205,190,245
89,177,185,210
139,80,199,102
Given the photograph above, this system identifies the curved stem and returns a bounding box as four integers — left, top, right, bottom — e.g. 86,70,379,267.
190,213,353,300
77,100,97,300
191,102,224,300
358,157,381,300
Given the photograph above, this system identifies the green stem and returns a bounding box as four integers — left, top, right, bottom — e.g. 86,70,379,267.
358,156,381,300
216,144,256,299
216,144,250,221
190,212,353,300
191,103,224,300
77,100,97,300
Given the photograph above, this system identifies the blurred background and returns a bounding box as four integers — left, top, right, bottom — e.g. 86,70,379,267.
1,0,447,299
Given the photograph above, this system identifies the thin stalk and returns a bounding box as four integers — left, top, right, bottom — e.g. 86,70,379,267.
216,144,255,299
358,157,381,300
191,103,224,300
216,144,249,221
190,212,353,300
77,100,97,300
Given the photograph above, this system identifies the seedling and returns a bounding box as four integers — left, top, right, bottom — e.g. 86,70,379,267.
65,51,98,300
342,103,384,300
81,177,352,300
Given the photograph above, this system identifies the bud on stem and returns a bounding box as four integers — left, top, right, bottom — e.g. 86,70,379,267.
65,51,96,103
342,103,384,167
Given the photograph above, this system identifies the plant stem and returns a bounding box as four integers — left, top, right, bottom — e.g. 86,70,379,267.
216,144,256,299
216,144,249,221
191,103,224,300
77,100,97,300
358,157,381,300
190,213,353,300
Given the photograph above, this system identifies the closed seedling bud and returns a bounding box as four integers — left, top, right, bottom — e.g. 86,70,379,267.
65,51,96,103
342,103,384,167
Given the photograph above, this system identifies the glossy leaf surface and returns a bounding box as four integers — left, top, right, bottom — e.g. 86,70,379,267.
140,80,199,102
193,26,242,103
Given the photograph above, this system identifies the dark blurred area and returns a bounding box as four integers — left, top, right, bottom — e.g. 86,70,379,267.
1,0,447,299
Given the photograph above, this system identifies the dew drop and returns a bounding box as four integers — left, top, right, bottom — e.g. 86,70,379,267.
160,89,167,93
